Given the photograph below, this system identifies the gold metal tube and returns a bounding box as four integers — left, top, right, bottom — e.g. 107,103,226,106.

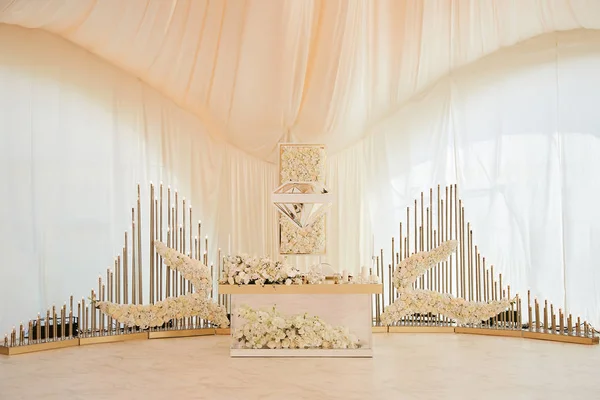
550,304,555,333
137,186,142,305
132,208,136,304
567,314,572,336
576,316,581,336
61,305,66,339
559,309,564,335
534,299,540,332
36,313,41,343
527,291,532,331
45,310,50,342
150,183,155,304
414,200,417,254
28,321,33,345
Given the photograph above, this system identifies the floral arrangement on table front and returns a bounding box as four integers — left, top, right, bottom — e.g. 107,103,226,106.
95,241,229,329
279,214,326,254
220,254,324,285
233,305,360,350
380,240,514,326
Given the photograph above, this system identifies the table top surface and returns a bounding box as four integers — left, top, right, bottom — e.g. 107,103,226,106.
217,283,383,295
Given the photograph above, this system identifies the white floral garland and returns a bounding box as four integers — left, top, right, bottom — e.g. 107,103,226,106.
220,254,324,285
97,293,229,329
95,242,228,329
154,241,212,294
381,240,513,326
393,240,459,290
233,305,360,349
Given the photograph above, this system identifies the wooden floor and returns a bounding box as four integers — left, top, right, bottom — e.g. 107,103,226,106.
1,333,599,399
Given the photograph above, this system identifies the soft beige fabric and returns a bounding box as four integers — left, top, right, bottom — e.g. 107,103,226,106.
2,0,599,161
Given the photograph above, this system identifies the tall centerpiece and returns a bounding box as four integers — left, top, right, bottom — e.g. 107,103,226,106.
219,143,382,357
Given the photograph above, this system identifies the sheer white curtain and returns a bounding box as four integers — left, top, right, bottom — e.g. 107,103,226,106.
360,30,600,327
0,26,277,334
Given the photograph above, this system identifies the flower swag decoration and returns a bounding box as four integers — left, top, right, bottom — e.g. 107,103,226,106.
233,305,360,349
95,241,229,329
220,254,324,285
381,240,514,326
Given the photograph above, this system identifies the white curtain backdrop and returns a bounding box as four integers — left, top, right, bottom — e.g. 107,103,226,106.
0,0,600,333
362,30,600,327
0,26,277,333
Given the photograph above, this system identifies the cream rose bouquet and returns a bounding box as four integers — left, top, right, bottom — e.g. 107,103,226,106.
233,305,360,349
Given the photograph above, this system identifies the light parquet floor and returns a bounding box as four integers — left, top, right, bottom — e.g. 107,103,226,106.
1,333,598,400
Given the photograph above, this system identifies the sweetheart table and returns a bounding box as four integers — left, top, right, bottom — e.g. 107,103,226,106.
217,284,382,358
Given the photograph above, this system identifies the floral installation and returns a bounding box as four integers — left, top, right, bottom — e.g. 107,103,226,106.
95,242,229,329
393,240,459,291
153,241,212,294
96,293,229,329
279,214,326,254
233,305,360,349
280,145,326,183
380,289,513,326
279,144,327,255
220,254,324,285
381,240,513,326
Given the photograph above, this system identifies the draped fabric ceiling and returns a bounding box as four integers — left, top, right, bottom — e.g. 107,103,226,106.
1,0,600,332
3,0,600,161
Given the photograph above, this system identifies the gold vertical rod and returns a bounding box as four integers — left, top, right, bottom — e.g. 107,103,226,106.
150,183,155,304
131,208,136,305
414,200,417,254
155,198,159,302
507,286,513,329
449,185,453,296
420,192,424,252
116,257,120,304
460,204,465,299
467,225,471,301
543,300,548,333
159,184,164,301
534,299,540,332
527,290,532,331
559,309,564,335
551,304,555,333
475,249,480,302
137,185,142,305
123,234,128,304
567,314,572,336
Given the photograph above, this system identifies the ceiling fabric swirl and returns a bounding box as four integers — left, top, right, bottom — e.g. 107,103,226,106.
1,0,599,161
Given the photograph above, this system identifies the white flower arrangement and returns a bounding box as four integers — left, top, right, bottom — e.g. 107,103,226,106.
95,242,229,329
97,292,229,329
280,145,326,183
380,289,513,326
220,254,324,285
381,240,513,326
233,305,360,349
154,241,212,294
279,215,326,254
393,240,459,291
